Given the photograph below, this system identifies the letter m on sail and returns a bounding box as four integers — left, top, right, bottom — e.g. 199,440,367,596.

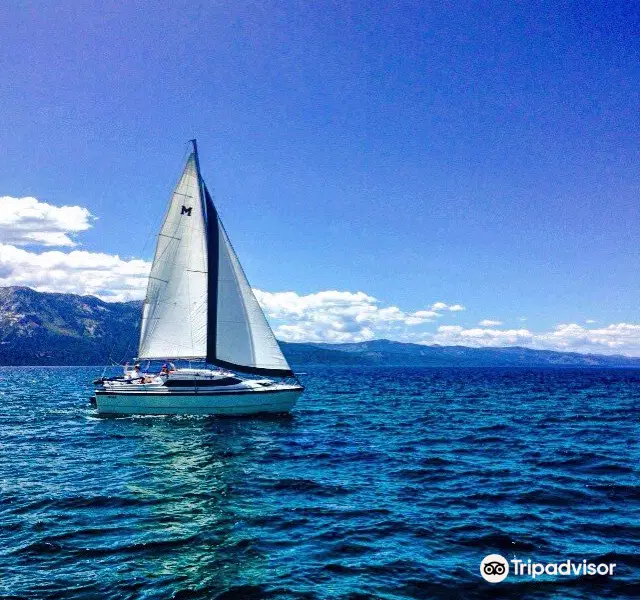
181,206,192,216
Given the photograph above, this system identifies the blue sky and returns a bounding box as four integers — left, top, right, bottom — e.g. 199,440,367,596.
0,1,638,353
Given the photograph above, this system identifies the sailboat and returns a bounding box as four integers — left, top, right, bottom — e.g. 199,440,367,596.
93,141,303,415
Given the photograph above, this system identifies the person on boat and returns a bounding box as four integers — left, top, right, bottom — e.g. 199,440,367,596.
160,363,169,375
133,364,142,381
124,363,137,380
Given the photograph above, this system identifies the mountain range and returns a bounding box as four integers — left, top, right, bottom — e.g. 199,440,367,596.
1,286,639,368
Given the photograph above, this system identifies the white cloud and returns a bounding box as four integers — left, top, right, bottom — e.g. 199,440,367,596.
430,301,465,312
423,323,640,356
537,323,640,353
0,196,93,247
0,196,148,301
254,290,461,343
479,319,503,327
431,325,534,347
586,319,596,324
0,243,150,302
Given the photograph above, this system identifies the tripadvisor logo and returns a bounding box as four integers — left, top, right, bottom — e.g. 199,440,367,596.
480,554,617,583
480,554,509,583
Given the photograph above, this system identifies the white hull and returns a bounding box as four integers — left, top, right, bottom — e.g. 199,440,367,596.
95,387,302,416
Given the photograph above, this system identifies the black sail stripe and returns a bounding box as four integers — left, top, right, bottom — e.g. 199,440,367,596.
204,185,219,364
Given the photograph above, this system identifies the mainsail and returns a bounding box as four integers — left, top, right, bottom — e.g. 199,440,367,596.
138,152,208,361
138,141,293,377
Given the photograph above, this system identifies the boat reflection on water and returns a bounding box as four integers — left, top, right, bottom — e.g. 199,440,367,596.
94,413,296,596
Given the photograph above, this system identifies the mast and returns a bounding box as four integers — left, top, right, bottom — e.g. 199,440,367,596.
190,139,201,182
190,138,199,165
190,137,220,367
195,140,220,367
190,138,208,227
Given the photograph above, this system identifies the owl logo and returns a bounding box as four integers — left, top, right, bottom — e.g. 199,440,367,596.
480,554,509,583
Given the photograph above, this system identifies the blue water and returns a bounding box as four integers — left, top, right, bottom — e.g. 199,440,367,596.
0,367,638,599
